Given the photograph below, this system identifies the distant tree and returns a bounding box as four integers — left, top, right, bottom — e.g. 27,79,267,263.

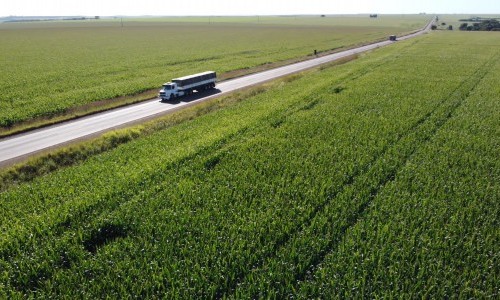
431,25,437,30
481,19,500,30
321,15,325,18
441,22,446,25
460,19,500,31
448,25,453,30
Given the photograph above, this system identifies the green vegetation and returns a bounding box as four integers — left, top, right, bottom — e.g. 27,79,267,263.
0,15,428,130
1,31,498,298
460,19,500,31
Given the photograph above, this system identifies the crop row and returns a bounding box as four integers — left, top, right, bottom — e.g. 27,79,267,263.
0,32,498,297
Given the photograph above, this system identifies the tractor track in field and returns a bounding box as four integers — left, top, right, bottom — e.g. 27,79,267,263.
1,126,253,292
223,51,496,298
286,52,498,294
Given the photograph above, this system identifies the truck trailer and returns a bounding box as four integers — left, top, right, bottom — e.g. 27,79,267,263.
159,71,216,101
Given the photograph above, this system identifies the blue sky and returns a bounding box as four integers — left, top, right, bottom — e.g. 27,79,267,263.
1,0,499,17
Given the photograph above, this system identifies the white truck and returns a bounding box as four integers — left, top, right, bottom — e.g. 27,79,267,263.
159,71,216,101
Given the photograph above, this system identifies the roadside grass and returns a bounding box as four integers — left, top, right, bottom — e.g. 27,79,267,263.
0,31,498,298
0,15,429,134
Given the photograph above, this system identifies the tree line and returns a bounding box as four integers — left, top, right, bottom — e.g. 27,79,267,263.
459,19,500,31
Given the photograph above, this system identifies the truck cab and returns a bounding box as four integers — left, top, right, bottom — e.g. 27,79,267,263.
159,82,179,100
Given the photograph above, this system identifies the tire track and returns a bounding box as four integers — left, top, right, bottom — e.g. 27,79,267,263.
287,53,499,295
227,53,497,298
206,54,410,298
2,126,252,293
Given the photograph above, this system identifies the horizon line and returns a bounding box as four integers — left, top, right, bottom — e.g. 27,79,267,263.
3,13,500,18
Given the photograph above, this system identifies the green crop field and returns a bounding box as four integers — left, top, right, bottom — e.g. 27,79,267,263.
0,15,429,128
1,31,499,298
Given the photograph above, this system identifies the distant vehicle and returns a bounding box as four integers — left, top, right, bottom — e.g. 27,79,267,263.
159,71,216,101
389,35,397,41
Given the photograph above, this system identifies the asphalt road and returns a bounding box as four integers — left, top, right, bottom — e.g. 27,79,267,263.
0,20,433,166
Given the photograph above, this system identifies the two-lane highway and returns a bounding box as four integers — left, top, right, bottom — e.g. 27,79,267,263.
0,19,434,166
